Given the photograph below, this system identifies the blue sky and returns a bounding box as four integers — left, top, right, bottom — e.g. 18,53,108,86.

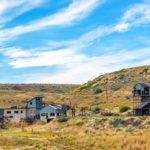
0,0,149,84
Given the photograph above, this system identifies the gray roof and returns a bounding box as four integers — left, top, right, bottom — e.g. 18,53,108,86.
135,83,150,88
138,101,150,109
49,104,63,110
141,83,150,87
26,96,43,102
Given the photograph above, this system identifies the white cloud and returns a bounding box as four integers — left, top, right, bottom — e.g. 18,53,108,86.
0,0,102,41
121,3,150,26
23,47,150,84
9,49,87,68
0,0,44,25
114,23,130,32
4,48,32,58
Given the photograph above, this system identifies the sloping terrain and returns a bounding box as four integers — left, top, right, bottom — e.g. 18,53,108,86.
0,84,79,93
0,66,150,110
0,84,79,108
67,65,150,110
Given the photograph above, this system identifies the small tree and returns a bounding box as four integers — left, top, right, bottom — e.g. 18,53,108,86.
119,106,130,113
57,116,69,122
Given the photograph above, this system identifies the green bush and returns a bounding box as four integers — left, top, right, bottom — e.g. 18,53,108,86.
119,106,130,113
57,116,69,122
92,84,102,94
93,107,100,114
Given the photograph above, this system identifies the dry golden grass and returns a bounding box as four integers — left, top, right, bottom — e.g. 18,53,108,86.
0,116,150,150
0,91,65,108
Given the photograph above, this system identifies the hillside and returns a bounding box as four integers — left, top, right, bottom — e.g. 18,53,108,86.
0,84,79,93
0,84,79,108
0,66,150,110
66,65,150,110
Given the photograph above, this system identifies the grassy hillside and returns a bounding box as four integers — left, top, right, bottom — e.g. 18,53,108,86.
0,84,79,108
0,84,79,93
0,65,149,110
67,65,150,110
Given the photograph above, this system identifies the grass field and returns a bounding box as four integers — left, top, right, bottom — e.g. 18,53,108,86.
0,116,150,150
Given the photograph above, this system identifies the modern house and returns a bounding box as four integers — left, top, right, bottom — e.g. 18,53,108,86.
4,107,26,123
133,83,150,115
26,96,44,120
40,104,66,123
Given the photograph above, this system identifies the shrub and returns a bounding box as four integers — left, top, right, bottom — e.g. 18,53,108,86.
0,121,10,129
57,116,69,122
119,106,130,113
74,119,84,126
93,88,102,94
125,95,131,100
111,85,121,91
93,107,100,114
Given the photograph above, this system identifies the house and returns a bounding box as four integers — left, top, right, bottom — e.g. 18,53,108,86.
40,104,66,123
26,96,44,120
133,83,150,115
4,107,26,123
0,96,68,123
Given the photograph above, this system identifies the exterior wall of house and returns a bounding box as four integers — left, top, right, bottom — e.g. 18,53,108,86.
133,83,150,116
0,109,4,120
26,97,43,109
1,96,66,123
4,108,26,122
40,105,64,122
26,108,39,120
27,99,37,108
26,97,43,120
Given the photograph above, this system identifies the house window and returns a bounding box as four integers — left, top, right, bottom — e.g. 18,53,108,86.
30,102,32,105
144,87,149,95
14,111,18,114
36,97,40,100
50,113,55,116
21,110,23,113
57,113,60,116
41,113,46,116
7,111,11,114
